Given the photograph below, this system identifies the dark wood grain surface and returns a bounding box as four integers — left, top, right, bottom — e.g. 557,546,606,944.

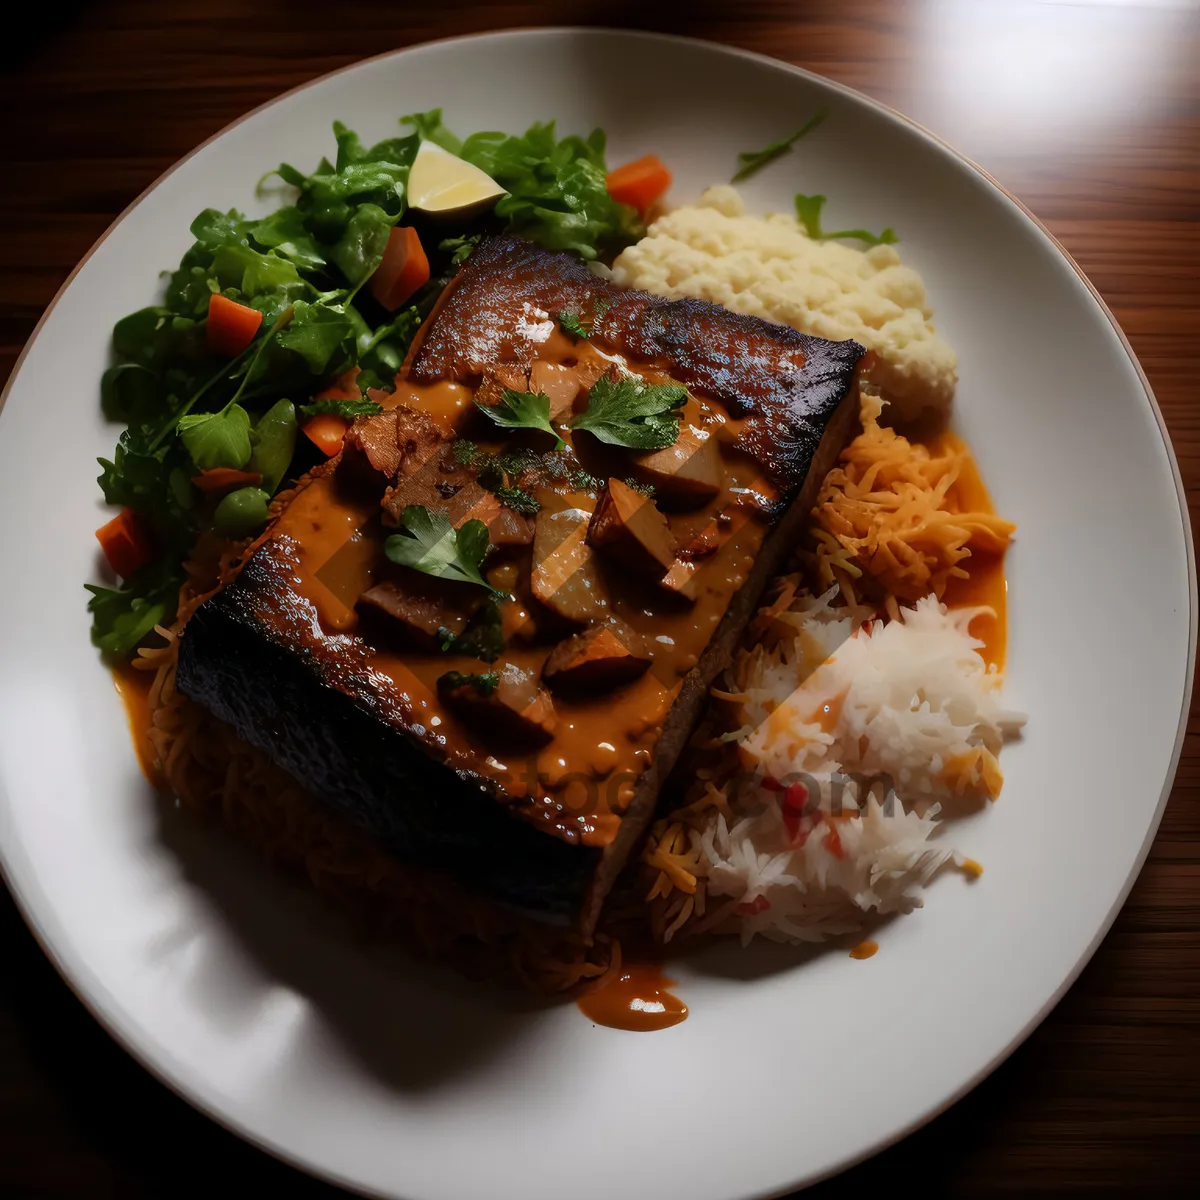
2,2,1197,1195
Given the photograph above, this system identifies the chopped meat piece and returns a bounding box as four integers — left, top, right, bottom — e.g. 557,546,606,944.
340,411,406,488
395,406,450,471
543,623,651,694
629,424,722,510
531,505,612,624
454,487,535,546
473,364,534,416
678,523,720,560
381,447,532,545
357,580,468,651
571,356,623,391
439,663,557,748
587,478,676,581
341,403,448,492
492,363,530,392
529,361,583,421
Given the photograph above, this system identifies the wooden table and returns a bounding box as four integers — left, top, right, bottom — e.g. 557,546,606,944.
2,2,1197,1194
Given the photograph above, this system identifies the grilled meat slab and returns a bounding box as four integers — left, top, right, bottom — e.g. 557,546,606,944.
176,235,865,933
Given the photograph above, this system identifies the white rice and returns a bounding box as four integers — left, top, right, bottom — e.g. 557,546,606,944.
671,589,1026,945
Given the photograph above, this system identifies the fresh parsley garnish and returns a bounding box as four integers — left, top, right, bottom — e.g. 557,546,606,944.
558,298,609,339
570,376,687,450
622,477,655,498
439,234,484,266
298,398,384,420
732,109,827,182
475,388,563,448
485,447,544,483
451,443,550,508
452,439,485,467
438,670,500,697
384,505,506,597
493,485,540,515
558,310,591,339
794,193,898,247
436,597,505,662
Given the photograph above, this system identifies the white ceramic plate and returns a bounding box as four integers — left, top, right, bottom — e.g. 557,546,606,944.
0,29,1192,1200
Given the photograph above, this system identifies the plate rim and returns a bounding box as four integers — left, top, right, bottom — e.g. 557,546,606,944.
0,26,1194,1199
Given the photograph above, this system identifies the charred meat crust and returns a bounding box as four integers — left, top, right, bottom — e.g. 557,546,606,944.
409,234,864,495
175,545,597,920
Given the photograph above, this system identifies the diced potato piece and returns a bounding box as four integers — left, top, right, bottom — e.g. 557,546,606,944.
587,478,676,581
629,424,722,510
531,506,612,624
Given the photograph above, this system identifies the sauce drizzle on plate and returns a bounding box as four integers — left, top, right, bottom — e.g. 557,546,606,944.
112,664,161,788
577,962,688,1031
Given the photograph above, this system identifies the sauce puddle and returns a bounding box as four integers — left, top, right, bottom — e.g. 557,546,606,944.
112,664,162,788
936,430,1009,672
577,962,688,1031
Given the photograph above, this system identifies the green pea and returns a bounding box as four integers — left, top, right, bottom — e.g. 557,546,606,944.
213,486,270,537
249,399,298,494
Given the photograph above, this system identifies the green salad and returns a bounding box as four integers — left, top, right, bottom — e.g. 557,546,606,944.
88,110,644,658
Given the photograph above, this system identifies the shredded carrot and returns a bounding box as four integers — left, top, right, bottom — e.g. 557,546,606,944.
808,393,1014,603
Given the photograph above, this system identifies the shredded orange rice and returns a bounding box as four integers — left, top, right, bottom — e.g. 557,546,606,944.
808,393,1014,605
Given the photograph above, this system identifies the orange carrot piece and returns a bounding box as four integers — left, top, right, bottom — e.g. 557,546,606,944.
190,467,264,494
206,293,263,357
96,508,154,579
314,366,362,402
302,413,350,456
369,227,430,311
605,155,672,213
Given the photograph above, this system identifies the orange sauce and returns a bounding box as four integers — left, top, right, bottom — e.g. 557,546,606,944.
849,940,879,960
942,554,1007,671
576,963,688,1031
261,334,775,849
112,664,162,788
935,431,1009,671
809,688,847,734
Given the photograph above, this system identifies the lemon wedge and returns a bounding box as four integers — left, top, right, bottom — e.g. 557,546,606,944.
407,141,506,219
